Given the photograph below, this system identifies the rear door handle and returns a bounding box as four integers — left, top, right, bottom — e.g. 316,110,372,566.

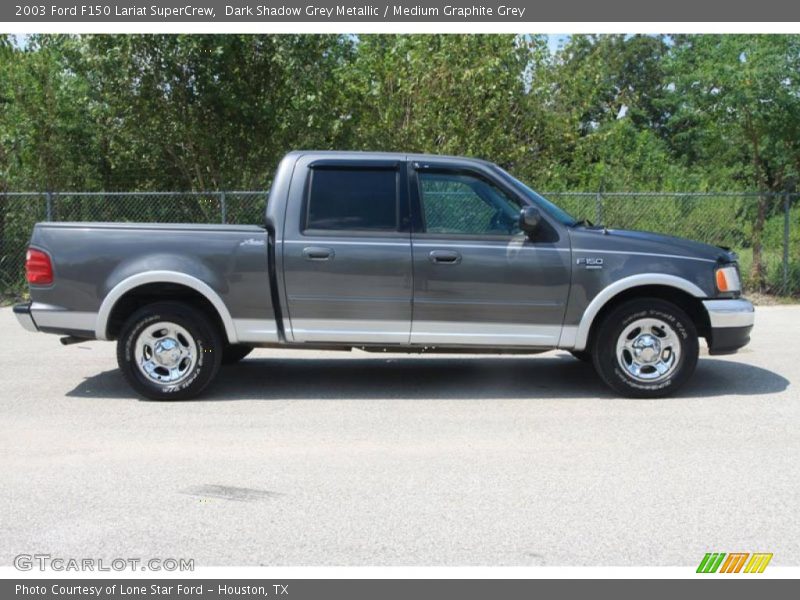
303,246,334,261
428,250,462,264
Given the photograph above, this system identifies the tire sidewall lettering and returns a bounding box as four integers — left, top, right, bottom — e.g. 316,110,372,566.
597,299,699,397
120,307,218,399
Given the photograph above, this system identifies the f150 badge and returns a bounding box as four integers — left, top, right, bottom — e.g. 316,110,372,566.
576,257,604,269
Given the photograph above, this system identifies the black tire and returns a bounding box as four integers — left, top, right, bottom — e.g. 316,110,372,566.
221,344,254,365
116,301,222,400
591,298,699,398
569,350,592,362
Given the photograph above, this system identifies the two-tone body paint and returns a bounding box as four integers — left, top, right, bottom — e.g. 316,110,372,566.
564,227,725,328
269,152,573,346
26,222,276,343
277,154,413,343
21,150,747,355
406,156,571,347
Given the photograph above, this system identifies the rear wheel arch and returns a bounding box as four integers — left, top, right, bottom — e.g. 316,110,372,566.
98,272,236,343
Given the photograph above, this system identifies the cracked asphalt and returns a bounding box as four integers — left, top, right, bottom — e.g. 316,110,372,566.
1,305,798,566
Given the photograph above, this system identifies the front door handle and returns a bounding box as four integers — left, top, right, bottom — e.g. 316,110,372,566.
303,246,334,261
428,250,462,265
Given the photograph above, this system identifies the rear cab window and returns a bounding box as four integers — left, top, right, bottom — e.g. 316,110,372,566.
305,166,400,233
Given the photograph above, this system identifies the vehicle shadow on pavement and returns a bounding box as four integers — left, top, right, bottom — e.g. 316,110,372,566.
66,354,789,401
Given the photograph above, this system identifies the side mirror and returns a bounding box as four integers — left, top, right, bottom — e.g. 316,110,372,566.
519,206,542,236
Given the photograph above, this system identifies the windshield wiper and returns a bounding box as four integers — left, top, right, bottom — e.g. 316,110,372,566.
572,217,594,227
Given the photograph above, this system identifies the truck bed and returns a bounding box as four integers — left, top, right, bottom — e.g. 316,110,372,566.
25,222,277,344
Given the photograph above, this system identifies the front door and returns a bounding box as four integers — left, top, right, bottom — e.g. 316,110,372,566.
409,163,571,347
282,158,413,344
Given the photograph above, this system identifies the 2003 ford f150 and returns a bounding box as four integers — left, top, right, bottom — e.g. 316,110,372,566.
14,151,754,399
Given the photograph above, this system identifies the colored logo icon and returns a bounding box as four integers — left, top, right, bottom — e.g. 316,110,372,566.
697,552,773,573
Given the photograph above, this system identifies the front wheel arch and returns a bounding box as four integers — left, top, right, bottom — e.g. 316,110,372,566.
582,284,711,353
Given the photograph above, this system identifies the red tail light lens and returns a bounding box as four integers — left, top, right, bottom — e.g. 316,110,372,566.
25,248,53,285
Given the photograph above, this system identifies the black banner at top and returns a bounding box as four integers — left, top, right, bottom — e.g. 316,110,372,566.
4,0,800,22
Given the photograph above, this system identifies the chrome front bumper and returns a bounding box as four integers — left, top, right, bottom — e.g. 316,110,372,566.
702,298,755,328
13,303,38,333
702,298,754,355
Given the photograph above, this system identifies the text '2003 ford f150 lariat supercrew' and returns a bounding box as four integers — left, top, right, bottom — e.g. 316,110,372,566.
14,151,754,399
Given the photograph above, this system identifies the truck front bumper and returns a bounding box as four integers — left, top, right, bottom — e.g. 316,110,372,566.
13,302,38,333
702,298,754,355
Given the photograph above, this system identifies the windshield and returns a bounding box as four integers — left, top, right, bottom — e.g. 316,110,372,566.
492,166,578,227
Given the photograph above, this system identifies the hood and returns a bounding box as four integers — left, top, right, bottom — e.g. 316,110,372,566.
569,226,735,264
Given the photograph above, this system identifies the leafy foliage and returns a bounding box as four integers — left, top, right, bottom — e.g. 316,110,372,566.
1,33,800,292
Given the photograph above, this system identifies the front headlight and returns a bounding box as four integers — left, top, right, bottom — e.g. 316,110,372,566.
715,265,741,293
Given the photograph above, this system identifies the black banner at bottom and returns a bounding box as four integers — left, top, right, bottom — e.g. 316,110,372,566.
2,579,796,600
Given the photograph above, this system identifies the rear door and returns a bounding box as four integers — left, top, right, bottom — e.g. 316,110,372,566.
281,157,413,344
409,162,571,347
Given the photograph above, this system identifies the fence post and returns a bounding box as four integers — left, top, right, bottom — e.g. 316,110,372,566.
220,191,227,224
595,189,603,225
45,191,53,221
784,193,791,295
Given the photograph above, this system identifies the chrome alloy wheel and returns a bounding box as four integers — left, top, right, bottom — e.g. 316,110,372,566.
615,317,681,383
134,321,198,385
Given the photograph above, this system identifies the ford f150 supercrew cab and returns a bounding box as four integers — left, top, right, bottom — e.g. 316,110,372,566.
14,151,754,399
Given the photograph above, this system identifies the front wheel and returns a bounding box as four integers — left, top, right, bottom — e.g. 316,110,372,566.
591,298,699,398
117,302,222,400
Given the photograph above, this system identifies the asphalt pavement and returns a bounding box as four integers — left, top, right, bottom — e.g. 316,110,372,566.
1,305,797,566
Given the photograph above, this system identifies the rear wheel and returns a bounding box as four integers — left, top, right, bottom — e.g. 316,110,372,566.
222,344,254,365
117,302,222,400
591,298,699,398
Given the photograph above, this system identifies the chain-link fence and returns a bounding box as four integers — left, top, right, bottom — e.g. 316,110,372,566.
0,191,267,298
1,191,798,298
545,192,799,297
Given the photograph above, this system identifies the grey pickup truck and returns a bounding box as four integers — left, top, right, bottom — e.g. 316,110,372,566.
14,151,754,400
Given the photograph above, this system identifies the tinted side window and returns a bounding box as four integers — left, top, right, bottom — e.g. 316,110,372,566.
418,172,522,236
306,168,398,231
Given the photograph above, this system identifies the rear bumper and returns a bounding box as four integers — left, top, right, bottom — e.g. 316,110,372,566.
13,302,38,333
14,301,97,338
702,298,754,355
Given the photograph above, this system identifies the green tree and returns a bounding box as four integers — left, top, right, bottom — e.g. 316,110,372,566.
0,35,100,191
71,34,355,191
551,35,671,136
342,35,549,176
668,35,800,288
538,34,723,196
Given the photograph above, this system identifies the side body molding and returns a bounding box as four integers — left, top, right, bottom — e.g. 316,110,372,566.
561,273,708,351
95,270,238,343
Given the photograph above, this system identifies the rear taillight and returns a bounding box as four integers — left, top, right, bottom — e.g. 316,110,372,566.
25,248,53,285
